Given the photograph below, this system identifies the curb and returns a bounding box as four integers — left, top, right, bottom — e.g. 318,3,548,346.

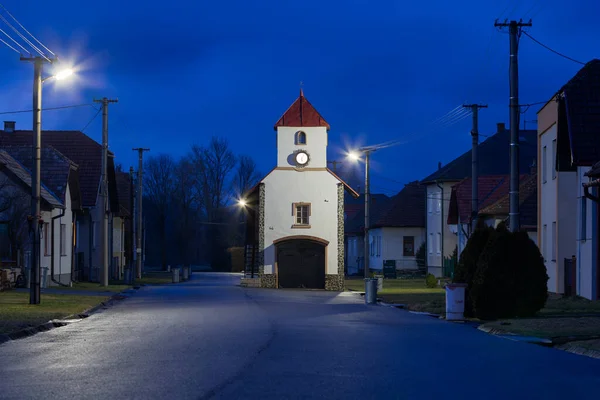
555,343,600,359
0,288,140,346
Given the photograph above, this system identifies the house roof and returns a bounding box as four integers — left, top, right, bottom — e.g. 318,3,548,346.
447,175,516,225
273,90,331,131
344,193,392,235
0,129,118,209
0,150,63,208
420,127,537,184
557,59,600,166
371,182,426,228
1,145,77,206
115,172,132,217
478,173,538,229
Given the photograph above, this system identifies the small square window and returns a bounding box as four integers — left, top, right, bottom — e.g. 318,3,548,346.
292,203,311,227
295,131,307,145
403,236,415,257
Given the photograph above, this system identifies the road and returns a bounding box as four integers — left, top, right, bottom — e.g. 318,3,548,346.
1,273,599,399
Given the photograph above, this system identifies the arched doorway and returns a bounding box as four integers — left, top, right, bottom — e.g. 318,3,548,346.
275,236,327,289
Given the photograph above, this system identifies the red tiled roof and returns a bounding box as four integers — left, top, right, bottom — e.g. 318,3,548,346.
0,130,116,208
274,90,330,131
447,175,515,225
479,174,538,228
372,182,426,228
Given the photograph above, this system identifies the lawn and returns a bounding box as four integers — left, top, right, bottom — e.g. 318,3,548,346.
540,293,600,315
136,271,172,285
481,317,600,339
59,282,132,293
0,291,110,335
345,278,446,314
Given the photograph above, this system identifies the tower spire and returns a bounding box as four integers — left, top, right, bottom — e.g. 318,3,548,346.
300,81,304,96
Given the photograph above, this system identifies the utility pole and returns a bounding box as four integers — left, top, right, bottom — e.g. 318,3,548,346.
463,104,487,232
495,19,532,232
327,160,342,173
129,166,135,285
94,97,118,287
133,148,150,279
22,57,49,304
363,151,371,281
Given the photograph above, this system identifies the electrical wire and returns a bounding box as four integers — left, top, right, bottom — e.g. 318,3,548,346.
0,14,48,60
0,3,55,56
81,107,102,132
0,103,95,115
0,27,29,54
522,31,585,65
0,36,18,53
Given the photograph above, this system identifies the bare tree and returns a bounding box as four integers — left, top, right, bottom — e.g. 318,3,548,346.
144,154,175,270
233,155,261,199
191,136,236,221
173,155,197,266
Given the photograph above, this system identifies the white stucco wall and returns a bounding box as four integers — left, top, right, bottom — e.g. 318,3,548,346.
276,126,328,168
379,227,425,270
577,166,596,300
262,169,340,275
557,171,577,293
426,182,456,276
41,185,73,286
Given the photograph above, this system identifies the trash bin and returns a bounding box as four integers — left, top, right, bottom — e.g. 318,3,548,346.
365,278,378,304
172,268,180,283
124,268,132,285
445,283,468,320
182,266,189,281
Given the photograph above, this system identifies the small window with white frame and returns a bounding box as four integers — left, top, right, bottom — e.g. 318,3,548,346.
295,131,307,145
292,202,311,227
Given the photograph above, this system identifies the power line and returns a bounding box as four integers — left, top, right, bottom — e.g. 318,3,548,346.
81,107,102,132
522,31,585,65
0,36,18,53
0,103,95,115
0,3,55,56
0,27,29,54
0,13,47,59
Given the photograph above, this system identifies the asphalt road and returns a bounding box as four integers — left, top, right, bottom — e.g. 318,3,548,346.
1,273,599,400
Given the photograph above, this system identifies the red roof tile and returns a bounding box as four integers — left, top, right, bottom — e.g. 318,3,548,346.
479,174,538,228
274,90,330,131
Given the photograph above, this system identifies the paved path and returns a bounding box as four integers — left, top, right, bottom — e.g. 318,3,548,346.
0,273,599,399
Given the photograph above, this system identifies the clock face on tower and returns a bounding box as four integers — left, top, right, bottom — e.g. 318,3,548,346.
295,150,309,167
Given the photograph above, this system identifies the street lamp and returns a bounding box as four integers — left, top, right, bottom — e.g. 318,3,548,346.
346,140,400,303
237,198,253,277
20,56,74,305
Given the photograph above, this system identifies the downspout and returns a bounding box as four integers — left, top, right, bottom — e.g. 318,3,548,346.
89,212,93,280
51,208,69,287
71,213,76,283
583,179,600,299
436,180,444,274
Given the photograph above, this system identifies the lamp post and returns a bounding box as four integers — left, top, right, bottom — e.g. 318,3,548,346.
20,56,73,305
347,140,400,303
238,199,251,277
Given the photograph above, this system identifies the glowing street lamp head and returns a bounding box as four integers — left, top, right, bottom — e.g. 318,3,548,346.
347,151,361,162
54,68,73,80
238,199,247,207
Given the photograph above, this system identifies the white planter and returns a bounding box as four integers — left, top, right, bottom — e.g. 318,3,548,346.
445,283,468,320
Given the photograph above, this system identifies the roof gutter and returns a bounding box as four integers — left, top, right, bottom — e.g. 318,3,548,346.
583,179,600,203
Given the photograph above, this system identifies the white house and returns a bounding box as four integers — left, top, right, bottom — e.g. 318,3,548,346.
420,123,537,277
241,90,358,290
0,147,81,286
1,123,120,283
538,59,600,299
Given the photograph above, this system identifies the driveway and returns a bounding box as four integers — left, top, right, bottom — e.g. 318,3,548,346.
0,272,598,399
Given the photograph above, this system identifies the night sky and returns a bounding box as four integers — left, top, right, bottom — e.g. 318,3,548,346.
0,0,598,197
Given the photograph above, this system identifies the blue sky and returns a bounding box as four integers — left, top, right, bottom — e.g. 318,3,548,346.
0,0,598,196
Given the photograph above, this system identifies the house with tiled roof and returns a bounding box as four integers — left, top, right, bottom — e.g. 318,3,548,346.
344,193,391,275
420,123,537,277
0,122,119,283
241,90,358,290
538,59,600,299
113,171,133,279
447,173,537,257
0,147,81,286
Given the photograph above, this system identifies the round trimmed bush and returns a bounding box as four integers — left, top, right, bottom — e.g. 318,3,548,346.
425,273,437,288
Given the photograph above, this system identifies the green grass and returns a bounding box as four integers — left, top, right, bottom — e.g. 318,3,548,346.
0,291,110,335
481,317,600,339
541,293,600,315
345,278,446,314
136,272,172,285
58,282,132,293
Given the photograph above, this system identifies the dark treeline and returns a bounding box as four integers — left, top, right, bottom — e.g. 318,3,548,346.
141,136,261,271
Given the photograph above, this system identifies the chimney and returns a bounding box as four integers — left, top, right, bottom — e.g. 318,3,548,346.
4,121,15,133
497,122,506,132
438,162,442,170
